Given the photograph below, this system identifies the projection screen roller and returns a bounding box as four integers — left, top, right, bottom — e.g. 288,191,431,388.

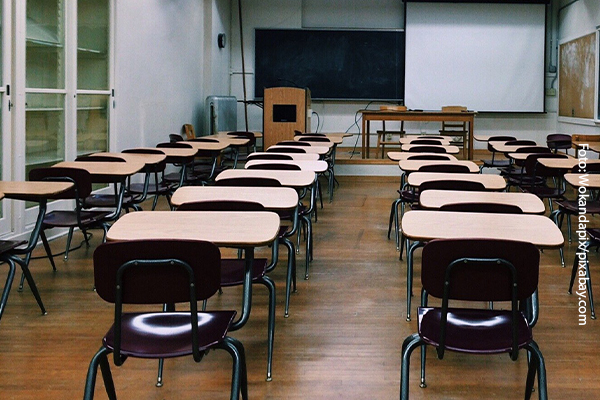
405,2,546,112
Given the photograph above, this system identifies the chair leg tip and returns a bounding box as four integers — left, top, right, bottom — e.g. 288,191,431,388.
406,316,411,322
155,381,163,388
266,374,272,382
592,314,597,320
419,382,427,389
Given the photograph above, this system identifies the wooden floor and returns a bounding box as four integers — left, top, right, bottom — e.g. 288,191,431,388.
0,176,598,399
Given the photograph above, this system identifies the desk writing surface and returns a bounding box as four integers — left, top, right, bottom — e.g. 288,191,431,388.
136,147,197,158
491,143,538,153
401,144,460,154
217,131,263,138
53,161,144,177
93,152,166,166
537,157,599,169
407,172,506,190
184,141,230,151
248,152,320,161
398,160,479,173
402,210,564,249
171,186,298,210
0,181,73,201
419,190,545,214
107,211,279,247
387,152,457,162
216,169,315,188
267,145,329,155
564,173,600,188
245,159,328,173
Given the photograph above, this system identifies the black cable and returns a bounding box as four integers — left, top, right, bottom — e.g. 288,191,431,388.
312,110,320,133
349,101,374,159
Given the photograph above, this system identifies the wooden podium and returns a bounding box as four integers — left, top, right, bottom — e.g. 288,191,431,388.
263,87,311,149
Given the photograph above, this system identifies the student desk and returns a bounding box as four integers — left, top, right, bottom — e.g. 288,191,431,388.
401,144,460,154
401,210,564,320
0,180,74,316
53,160,144,218
536,157,600,170
93,151,166,166
106,210,280,331
490,142,538,154
359,109,476,159
248,152,320,161
216,169,317,279
171,186,299,210
564,173,600,188
419,190,546,214
398,160,480,174
387,152,457,162
245,159,328,173
407,172,506,190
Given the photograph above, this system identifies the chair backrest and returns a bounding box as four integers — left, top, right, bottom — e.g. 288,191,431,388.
29,167,93,200
546,133,572,151
169,133,184,143
422,238,539,303
419,180,486,192
188,138,219,143
122,148,167,172
182,124,195,139
75,155,126,163
505,140,537,146
176,200,265,212
298,137,331,143
94,239,221,304
411,139,444,145
487,136,517,152
266,147,307,154
439,202,524,214
227,131,256,145
406,146,447,154
406,155,453,161
417,164,471,173
277,140,311,147
246,153,293,161
214,177,282,187
295,131,325,137
247,163,301,171
515,146,552,154
157,142,194,149
524,153,568,177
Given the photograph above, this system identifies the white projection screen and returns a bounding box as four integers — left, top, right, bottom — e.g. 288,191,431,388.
405,2,546,112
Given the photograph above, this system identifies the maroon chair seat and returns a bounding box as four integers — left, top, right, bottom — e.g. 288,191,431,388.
83,240,246,400
418,307,532,354
399,239,547,400
103,310,236,359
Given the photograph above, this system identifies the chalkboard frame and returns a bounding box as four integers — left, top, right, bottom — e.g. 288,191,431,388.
254,28,405,102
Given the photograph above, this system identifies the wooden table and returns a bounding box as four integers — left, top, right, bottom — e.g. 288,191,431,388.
248,152,320,161
419,190,546,214
359,109,476,159
107,211,280,331
93,151,166,166
407,172,506,190
398,160,479,173
245,159,328,173
0,181,74,317
402,210,564,320
401,144,460,154
171,186,299,211
387,152,457,161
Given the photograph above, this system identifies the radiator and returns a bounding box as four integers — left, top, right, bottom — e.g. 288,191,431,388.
203,96,237,136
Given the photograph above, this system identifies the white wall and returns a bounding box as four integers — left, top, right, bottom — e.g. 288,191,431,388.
557,0,600,136
229,0,559,151
113,1,206,150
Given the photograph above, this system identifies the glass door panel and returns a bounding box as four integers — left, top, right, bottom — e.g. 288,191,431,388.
77,94,109,156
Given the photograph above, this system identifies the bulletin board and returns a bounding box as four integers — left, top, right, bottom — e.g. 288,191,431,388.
559,32,596,119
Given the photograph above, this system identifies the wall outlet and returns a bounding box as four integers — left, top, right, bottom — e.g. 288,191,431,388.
545,88,557,97
385,133,393,141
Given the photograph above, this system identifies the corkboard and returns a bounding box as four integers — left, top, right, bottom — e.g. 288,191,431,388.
559,32,596,119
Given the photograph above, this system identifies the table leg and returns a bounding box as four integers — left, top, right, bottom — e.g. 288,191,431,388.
468,118,474,160
406,240,425,322
361,118,366,159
